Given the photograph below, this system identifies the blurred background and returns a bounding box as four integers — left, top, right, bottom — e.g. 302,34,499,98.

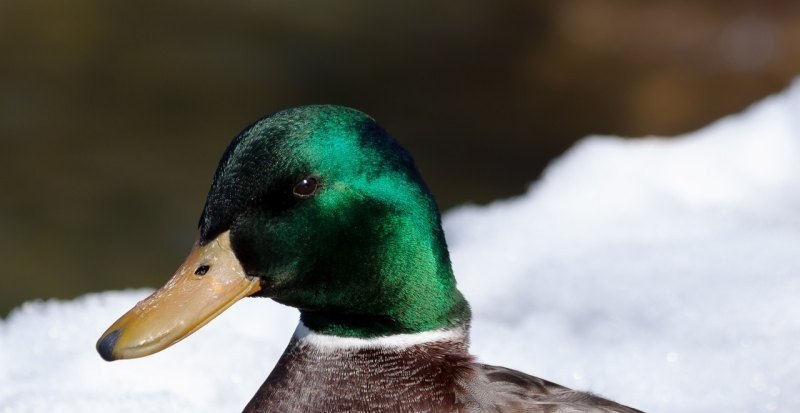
2,0,800,316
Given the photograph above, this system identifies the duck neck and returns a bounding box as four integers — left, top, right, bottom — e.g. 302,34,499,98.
298,291,471,339
297,219,472,338
273,190,471,338
291,321,470,351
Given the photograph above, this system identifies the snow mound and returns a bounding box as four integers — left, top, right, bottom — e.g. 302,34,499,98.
3,81,800,413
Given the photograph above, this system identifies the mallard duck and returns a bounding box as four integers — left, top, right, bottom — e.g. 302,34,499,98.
96,105,644,413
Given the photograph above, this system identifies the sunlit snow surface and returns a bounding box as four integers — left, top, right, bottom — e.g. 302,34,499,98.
3,82,800,413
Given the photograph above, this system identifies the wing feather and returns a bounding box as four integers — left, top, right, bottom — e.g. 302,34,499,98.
459,364,645,413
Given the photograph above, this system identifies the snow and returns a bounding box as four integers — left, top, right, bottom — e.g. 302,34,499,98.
3,81,800,413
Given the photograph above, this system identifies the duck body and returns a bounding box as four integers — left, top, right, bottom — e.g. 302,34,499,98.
96,105,644,413
246,325,472,412
247,325,643,413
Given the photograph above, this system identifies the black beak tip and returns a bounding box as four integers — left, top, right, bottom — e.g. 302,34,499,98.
96,329,121,361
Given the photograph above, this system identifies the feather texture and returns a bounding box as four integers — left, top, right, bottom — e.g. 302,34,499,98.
243,327,643,413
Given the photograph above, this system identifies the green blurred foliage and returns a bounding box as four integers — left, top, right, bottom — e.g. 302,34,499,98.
2,0,800,315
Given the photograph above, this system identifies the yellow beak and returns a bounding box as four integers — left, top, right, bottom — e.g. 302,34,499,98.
96,230,261,361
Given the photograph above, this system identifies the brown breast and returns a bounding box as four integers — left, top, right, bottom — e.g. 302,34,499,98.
244,336,475,413
243,330,645,413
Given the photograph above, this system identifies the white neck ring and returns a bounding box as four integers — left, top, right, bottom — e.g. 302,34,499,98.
292,321,466,351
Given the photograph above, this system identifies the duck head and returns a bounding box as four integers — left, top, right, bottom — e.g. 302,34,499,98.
97,105,470,361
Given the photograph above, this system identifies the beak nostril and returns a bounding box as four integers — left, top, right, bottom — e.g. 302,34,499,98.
194,265,210,276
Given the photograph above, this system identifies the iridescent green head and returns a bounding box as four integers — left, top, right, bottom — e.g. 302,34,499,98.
199,105,469,337
97,105,469,360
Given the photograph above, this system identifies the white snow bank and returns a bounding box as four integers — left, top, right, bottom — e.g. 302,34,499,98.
3,81,800,413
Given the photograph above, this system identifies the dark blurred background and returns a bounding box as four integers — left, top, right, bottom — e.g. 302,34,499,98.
2,0,800,316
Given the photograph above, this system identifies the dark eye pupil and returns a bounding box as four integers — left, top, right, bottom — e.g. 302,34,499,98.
195,265,210,276
293,176,319,198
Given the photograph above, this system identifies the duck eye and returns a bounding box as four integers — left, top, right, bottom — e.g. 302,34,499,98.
293,176,319,198
194,265,210,276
